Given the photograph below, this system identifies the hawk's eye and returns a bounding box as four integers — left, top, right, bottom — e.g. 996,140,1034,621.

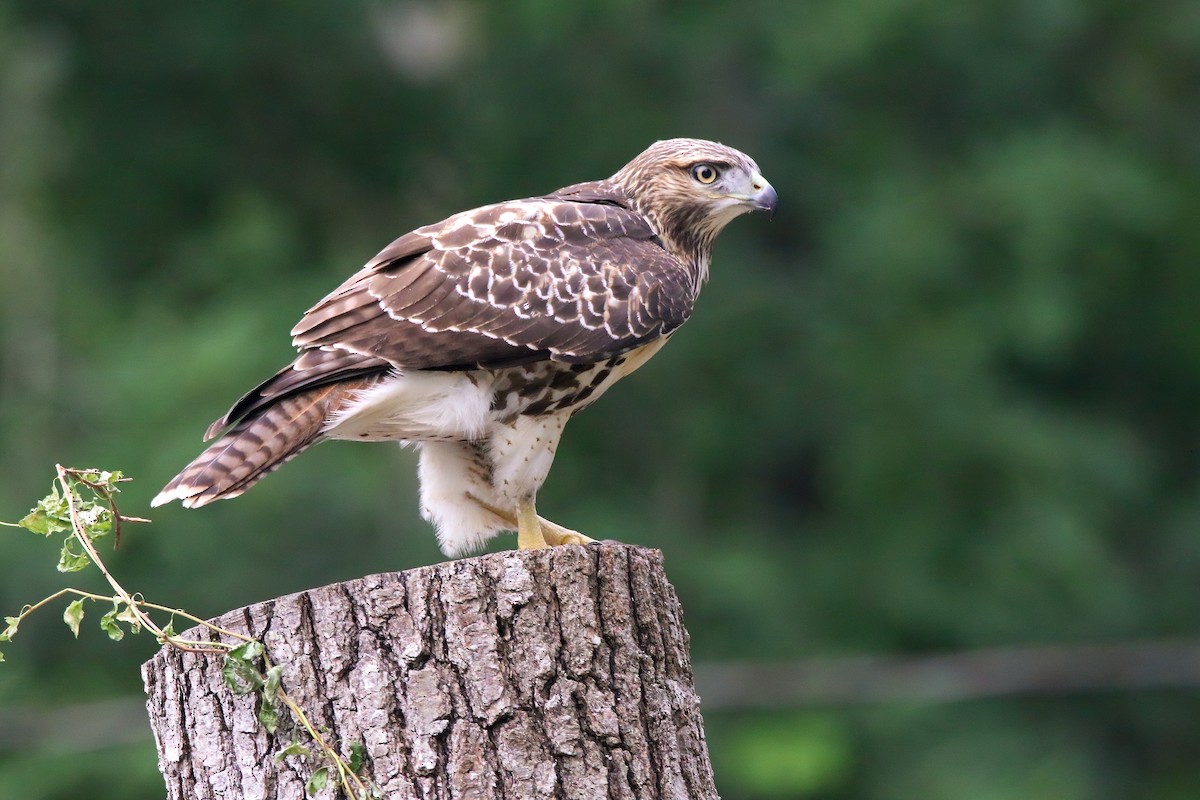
691,164,719,185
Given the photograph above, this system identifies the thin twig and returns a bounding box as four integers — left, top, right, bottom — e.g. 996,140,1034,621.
56,465,173,642
7,467,375,796
65,467,149,547
50,465,374,797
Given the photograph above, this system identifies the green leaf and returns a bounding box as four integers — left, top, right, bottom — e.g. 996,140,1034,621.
347,741,367,773
228,640,264,660
79,469,121,488
1,616,19,641
100,604,125,641
57,538,91,573
258,665,284,733
257,701,280,734
78,504,113,540
222,659,263,694
275,741,311,762
263,664,283,695
91,470,124,491
306,766,330,794
22,486,72,535
17,509,52,535
63,599,85,638
221,641,265,695
115,602,143,634
19,507,70,536
0,649,5,662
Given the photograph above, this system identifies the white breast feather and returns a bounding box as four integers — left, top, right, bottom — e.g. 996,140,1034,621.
487,413,567,499
324,371,494,442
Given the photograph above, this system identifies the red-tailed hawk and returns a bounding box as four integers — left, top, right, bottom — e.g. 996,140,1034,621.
153,138,777,556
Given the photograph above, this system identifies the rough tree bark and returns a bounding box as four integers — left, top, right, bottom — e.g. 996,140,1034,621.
142,543,719,799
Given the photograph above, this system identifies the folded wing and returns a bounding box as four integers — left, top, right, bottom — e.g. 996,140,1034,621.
206,184,695,437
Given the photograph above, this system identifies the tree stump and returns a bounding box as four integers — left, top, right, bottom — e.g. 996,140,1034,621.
142,543,719,799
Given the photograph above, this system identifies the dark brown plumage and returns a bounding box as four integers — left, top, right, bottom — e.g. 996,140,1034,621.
154,138,776,556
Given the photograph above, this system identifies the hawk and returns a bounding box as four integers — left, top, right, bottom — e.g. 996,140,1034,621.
153,138,777,556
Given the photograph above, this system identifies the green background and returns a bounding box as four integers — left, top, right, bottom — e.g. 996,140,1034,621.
2,1,1200,798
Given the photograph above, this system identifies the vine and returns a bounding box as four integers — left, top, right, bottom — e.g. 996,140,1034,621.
0,465,378,799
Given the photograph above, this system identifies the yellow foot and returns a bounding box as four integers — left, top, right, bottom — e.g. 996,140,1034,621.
516,497,548,550
540,521,597,547
468,493,598,549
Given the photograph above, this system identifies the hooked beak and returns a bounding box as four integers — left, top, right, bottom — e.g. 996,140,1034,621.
747,173,778,218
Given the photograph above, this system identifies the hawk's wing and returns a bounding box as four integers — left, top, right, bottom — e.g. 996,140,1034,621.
206,185,695,438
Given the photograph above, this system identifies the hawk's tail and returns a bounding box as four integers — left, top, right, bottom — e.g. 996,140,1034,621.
152,384,354,509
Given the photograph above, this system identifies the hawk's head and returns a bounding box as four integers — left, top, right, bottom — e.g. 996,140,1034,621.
612,138,777,265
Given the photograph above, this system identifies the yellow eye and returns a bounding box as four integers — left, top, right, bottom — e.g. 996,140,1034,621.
692,164,719,184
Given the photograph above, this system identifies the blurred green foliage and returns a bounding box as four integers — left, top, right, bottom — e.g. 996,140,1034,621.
2,1,1199,798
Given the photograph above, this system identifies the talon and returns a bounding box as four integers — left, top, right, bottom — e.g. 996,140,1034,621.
542,527,597,547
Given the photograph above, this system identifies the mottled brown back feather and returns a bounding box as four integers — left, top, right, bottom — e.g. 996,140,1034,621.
291,192,693,370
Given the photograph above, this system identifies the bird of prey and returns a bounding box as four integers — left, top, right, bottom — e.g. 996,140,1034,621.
153,138,777,557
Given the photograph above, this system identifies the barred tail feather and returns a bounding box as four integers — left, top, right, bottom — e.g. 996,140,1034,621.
152,384,350,509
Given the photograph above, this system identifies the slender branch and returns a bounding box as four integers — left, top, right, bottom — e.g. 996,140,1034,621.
13,466,375,797
12,587,96,622
51,466,233,654
57,465,136,599
135,600,255,645
65,467,147,546
274,684,373,797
